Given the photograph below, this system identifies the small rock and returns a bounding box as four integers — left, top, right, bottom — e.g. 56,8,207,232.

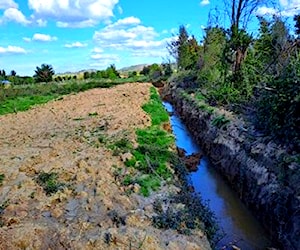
120,152,133,162
133,183,140,193
52,207,63,218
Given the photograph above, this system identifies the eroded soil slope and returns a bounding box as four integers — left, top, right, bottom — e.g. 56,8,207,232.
0,83,210,250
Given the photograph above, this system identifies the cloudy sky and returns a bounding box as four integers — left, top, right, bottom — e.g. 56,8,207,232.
0,0,299,76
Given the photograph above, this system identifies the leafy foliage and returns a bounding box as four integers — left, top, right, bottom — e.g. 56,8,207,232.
36,171,65,195
0,174,4,186
169,25,201,70
34,64,55,83
124,87,174,196
170,14,300,147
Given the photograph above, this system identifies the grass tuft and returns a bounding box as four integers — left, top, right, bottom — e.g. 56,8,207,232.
36,171,65,196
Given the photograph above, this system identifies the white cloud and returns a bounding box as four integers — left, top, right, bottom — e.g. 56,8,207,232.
28,0,119,28
23,37,31,42
89,53,120,68
64,42,88,48
279,0,289,6
255,6,278,16
200,0,210,6
3,8,31,25
91,54,119,60
0,45,27,54
0,0,18,9
36,18,47,27
32,33,57,42
92,47,104,53
93,17,171,59
257,0,300,17
57,19,97,28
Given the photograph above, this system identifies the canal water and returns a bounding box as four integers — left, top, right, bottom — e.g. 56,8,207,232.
163,102,273,250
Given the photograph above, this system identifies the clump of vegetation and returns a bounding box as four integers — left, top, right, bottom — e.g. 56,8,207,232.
137,175,161,197
151,156,220,246
36,171,65,196
152,191,220,244
122,87,174,196
0,174,4,186
211,115,230,128
142,87,170,125
34,64,55,83
169,12,300,147
88,112,98,117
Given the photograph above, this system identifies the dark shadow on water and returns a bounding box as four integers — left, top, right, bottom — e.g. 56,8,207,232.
163,102,272,250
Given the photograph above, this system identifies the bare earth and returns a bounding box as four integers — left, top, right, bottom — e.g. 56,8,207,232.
0,82,210,250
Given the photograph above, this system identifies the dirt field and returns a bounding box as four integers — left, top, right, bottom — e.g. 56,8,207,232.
0,82,210,250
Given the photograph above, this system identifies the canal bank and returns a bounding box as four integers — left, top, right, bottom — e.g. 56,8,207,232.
161,82,300,249
164,102,272,249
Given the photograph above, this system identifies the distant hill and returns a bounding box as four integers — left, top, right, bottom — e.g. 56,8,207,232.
118,64,148,73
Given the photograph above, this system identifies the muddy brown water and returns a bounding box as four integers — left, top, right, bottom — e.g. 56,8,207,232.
163,102,274,250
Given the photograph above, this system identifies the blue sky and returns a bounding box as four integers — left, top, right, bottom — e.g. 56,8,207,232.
0,0,299,76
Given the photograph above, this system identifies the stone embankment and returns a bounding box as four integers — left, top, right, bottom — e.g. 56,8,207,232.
162,81,300,250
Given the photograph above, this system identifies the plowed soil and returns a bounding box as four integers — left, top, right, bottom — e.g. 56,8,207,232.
0,82,210,250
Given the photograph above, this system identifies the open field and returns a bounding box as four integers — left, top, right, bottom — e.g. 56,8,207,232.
0,82,211,249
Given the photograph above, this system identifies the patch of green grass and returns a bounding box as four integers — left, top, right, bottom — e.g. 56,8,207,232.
88,112,98,116
211,115,230,128
194,92,206,101
125,86,174,196
36,171,65,196
108,137,133,155
198,103,215,114
142,87,169,125
73,117,85,121
122,174,134,186
137,175,161,197
0,79,149,116
0,95,57,115
136,128,173,149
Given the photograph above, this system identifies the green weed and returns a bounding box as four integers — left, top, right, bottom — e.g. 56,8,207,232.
142,87,169,125
88,112,98,116
137,175,161,197
36,171,65,196
0,95,57,115
211,115,230,128
0,174,4,186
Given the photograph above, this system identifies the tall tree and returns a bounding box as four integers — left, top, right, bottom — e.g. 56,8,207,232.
168,25,200,70
34,64,55,83
224,0,264,77
199,27,227,82
224,0,264,30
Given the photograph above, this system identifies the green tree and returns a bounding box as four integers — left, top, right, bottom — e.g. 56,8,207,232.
34,64,55,83
149,63,162,81
199,27,227,83
83,71,90,79
294,14,300,36
10,70,17,76
162,62,173,77
141,65,151,75
106,64,120,79
169,26,200,70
